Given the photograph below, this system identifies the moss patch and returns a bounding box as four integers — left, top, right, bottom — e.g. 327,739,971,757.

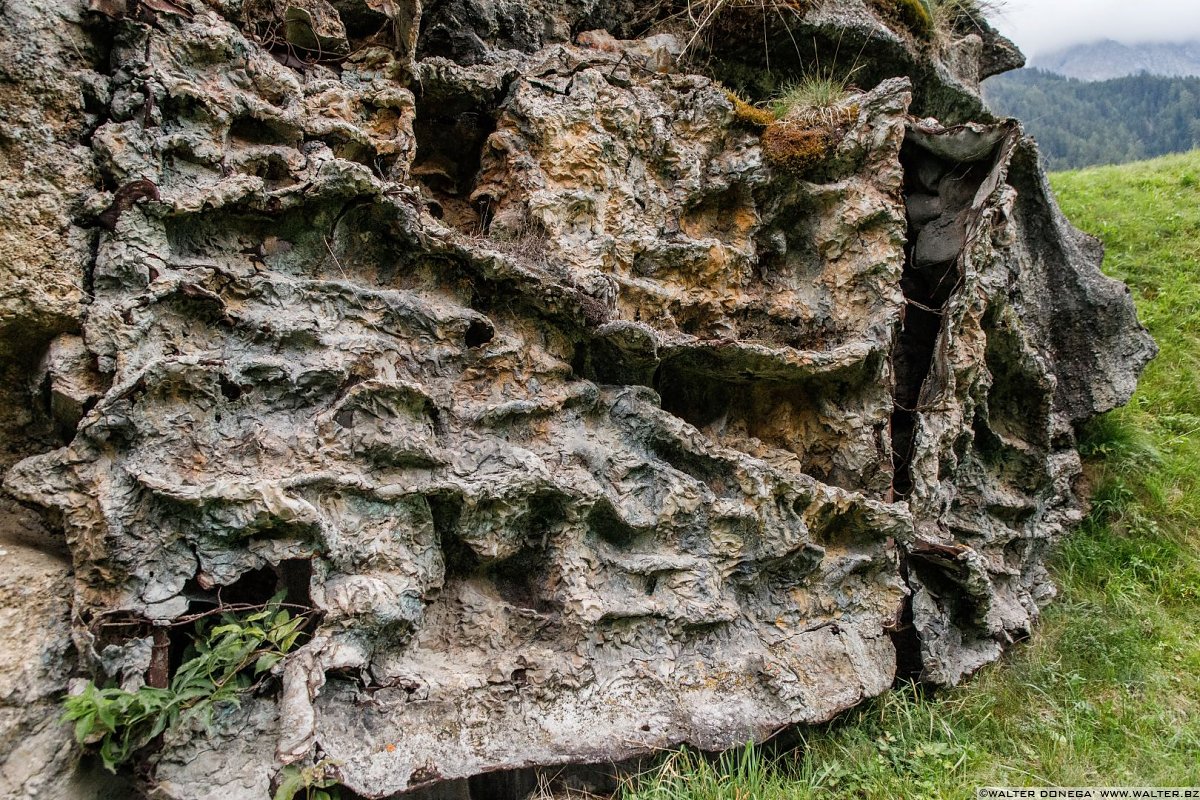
761,121,833,174
726,91,776,129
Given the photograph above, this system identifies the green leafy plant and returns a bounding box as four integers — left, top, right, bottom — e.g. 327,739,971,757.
274,761,343,800
62,596,308,772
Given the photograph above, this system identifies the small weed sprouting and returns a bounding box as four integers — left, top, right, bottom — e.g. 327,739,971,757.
62,595,310,772
274,761,343,800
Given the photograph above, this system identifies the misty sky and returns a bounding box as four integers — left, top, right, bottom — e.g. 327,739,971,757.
990,0,1200,57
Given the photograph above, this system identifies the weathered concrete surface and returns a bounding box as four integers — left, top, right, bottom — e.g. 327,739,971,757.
0,0,1154,797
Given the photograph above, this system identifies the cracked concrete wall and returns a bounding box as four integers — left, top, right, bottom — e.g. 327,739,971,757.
0,0,1154,797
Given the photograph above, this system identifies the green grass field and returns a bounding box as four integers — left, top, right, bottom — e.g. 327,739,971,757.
622,151,1200,799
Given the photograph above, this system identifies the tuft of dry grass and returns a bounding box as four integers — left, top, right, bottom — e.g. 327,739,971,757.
772,75,852,115
868,0,934,39
929,0,1006,50
649,0,815,57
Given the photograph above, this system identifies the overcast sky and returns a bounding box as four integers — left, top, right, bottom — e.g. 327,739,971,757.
989,0,1200,57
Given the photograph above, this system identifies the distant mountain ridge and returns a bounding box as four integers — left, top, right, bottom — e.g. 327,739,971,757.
1031,39,1200,81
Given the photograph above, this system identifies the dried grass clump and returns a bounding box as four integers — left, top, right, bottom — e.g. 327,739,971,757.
870,0,1004,46
929,0,1005,48
868,0,934,39
652,0,815,56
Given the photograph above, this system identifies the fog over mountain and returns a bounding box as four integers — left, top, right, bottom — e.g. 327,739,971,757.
992,0,1200,59
1030,39,1200,81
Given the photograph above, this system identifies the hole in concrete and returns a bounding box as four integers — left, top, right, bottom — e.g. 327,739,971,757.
334,406,356,428
889,559,924,683
306,131,376,168
488,492,565,611
412,95,497,232
163,559,314,684
218,374,243,401
587,501,645,549
240,152,298,188
467,768,539,800
228,115,300,147
399,756,654,799
465,318,495,348
652,360,732,431
569,341,589,379
429,493,476,580
215,559,313,608
490,547,550,611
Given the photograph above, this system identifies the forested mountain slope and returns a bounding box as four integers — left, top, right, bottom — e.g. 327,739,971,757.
984,69,1200,169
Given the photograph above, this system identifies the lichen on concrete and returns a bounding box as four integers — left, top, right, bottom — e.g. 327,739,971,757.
0,0,1155,797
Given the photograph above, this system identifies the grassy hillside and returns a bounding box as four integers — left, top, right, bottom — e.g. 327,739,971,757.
623,152,1200,799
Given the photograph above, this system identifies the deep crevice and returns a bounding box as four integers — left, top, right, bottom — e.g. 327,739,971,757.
890,138,994,499
228,115,301,147
646,433,740,497
464,318,494,348
396,757,645,800
889,557,924,683
429,492,475,579
149,559,315,691
888,131,1005,685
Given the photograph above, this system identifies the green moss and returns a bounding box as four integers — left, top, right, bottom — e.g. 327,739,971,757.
726,91,776,129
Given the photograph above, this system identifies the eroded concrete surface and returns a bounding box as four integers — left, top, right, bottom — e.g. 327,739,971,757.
0,0,1154,797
